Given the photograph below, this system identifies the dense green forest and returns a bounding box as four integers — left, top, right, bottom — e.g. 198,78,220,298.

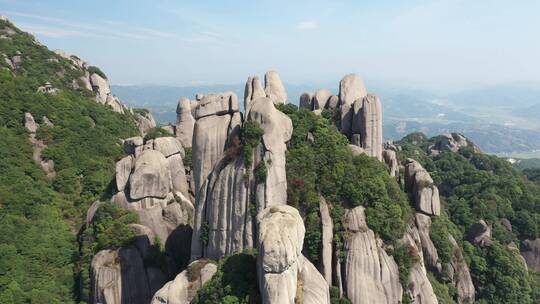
396,133,539,303
0,19,138,303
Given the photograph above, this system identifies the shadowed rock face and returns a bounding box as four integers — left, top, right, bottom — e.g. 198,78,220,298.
466,220,492,247
521,239,540,272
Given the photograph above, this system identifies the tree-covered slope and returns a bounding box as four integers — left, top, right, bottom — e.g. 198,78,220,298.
396,133,539,303
0,19,138,303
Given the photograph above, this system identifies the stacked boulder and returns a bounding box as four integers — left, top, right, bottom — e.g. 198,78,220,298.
93,135,194,304
404,158,475,304
405,159,440,216
244,70,288,109
299,74,383,161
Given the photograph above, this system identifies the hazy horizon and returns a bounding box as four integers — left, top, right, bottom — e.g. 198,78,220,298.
2,0,540,89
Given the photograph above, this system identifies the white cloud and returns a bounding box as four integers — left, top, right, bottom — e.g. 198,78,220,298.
296,21,319,31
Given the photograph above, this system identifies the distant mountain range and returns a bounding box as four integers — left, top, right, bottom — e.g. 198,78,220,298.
112,82,540,153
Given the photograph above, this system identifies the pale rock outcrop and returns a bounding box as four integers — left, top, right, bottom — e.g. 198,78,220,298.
90,73,111,103
24,112,56,178
129,150,171,200
24,112,38,133
405,159,441,216
521,239,540,272
343,206,402,304
313,89,332,110
319,196,333,285
42,116,54,127
298,255,331,304
415,213,441,273
151,260,217,304
348,144,365,156
264,70,287,104
135,112,157,136
447,235,475,304
257,205,305,304
247,96,293,209
428,133,480,155
299,92,314,110
244,76,265,111
382,149,399,178
339,74,367,135
192,92,241,197
115,156,133,192
91,250,122,304
175,97,195,148
359,94,383,160
401,226,438,304
466,220,492,246
190,157,252,260
167,154,189,198
153,137,185,158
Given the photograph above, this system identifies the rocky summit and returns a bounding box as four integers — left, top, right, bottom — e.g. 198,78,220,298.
0,16,539,304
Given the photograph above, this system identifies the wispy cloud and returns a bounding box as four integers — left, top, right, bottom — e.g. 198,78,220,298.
296,21,319,31
6,11,226,44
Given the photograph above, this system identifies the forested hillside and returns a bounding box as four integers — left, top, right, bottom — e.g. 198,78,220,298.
0,18,138,303
396,133,540,303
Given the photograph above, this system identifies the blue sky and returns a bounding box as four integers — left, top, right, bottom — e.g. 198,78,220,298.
1,0,539,88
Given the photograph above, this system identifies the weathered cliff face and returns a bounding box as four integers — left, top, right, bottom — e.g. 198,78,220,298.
135,111,157,136
190,95,293,261
91,244,167,304
257,205,329,304
192,92,241,198
247,96,293,209
342,206,402,304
